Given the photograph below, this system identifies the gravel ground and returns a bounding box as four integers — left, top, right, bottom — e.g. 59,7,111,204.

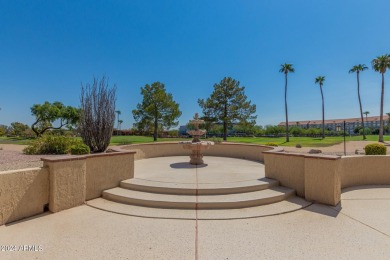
0,145,59,171
0,150,46,171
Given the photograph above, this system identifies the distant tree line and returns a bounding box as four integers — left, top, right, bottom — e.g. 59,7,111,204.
2,52,390,150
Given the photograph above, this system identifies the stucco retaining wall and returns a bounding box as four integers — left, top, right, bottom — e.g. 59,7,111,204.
122,142,272,162
304,156,341,205
264,151,305,197
264,149,390,206
85,152,134,200
44,159,87,213
264,150,342,205
0,168,49,225
1,149,135,225
340,156,390,188
42,149,136,212
124,142,189,160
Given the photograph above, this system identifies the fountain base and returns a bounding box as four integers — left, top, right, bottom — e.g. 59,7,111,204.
190,150,204,165
180,141,214,165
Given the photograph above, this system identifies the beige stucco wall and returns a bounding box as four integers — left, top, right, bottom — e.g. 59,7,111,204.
124,142,189,160
205,143,270,162
264,150,342,205
264,153,305,196
1,150,135,225
122,142,272,162
264,149,390,206
304,157,341,205
44,159,87,213
340,156,390,188
86,152,135,200
0,168,49,225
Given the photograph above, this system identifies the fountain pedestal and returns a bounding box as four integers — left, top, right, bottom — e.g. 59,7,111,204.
190,150,203,165
180,113,214,165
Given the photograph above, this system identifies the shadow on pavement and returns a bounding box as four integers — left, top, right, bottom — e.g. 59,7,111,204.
170,162,208,169
303,202,341,218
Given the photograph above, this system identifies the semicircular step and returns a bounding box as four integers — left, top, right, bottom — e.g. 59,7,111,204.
120,178,279,195
102,186,295,210
87,196,312,220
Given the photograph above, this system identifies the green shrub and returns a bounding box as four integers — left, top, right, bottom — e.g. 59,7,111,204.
211,137,222,144
264,142,278,147
70,143,90,155
23,135,87,155
118,140,133,145
364,143,387,155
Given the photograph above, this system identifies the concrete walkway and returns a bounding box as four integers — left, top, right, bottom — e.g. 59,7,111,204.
0,185,389,259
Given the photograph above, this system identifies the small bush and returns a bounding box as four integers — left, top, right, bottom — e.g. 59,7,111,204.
70,143,90,155
264,142,278,147
364,143,387,155
118,140,133,145
24,135,87,155
211,137,222,144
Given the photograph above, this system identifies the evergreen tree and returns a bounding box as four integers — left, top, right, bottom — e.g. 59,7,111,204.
198,77,256,141
132,82,181,141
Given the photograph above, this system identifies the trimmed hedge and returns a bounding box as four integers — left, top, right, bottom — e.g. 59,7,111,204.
364,143,387,155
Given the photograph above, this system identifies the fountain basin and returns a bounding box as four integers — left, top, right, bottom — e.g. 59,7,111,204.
187,130,206,136
180,141,214,150
180,141,215,165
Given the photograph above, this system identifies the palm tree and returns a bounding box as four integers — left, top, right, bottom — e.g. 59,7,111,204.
363,111,369,121
115,110,121,129
349,64,368,140
315,76,326,139
279,63,295,142
118,119,123,131
372,54,390,142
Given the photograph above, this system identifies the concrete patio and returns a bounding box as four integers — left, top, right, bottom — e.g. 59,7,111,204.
0,185,389,259
1,145,390,259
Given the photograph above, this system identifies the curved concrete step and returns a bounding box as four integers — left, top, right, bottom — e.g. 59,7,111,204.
103,186,295,209
120,178,279,195
87,196,312,220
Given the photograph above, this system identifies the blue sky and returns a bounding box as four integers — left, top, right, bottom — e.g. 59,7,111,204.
1,0,390,129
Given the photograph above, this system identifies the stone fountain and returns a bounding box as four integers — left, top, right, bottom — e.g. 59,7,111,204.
180,113,214,165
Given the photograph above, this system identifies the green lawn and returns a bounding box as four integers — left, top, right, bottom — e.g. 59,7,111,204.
109,135,190,145
111,135,390,147
227,135,389,147
1,135,389,147
100,135,390,147
0,136,34,145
